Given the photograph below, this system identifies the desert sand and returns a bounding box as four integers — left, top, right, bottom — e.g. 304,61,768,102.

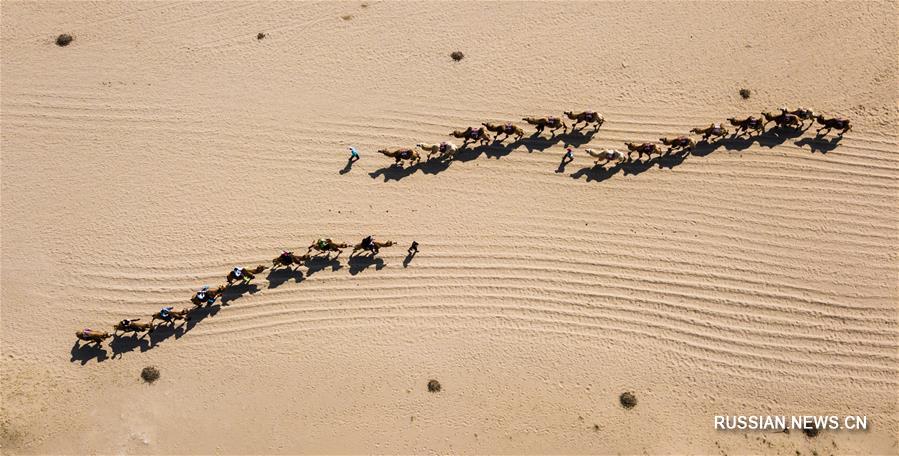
1,1,897,454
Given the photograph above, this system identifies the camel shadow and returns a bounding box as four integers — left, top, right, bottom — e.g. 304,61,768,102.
795,135,842,154
108,333,152,358
147,320,187,347
558,128,597,148
185,303,220,332
347,254,385,275
304,255,342,277
570,162,624,182
266,267,305,289
219,283,261,305
518,132,564,153
70,341,108,364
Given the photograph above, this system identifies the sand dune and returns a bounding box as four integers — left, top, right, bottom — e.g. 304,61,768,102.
1,1,897,454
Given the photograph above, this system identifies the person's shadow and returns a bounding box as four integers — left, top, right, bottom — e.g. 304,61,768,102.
556,153,574,173
339,156,359,175
403,250,417,268
347,253,385,275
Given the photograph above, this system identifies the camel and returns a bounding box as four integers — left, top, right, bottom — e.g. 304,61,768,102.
480,122,524,142
378,148,420,167
585,148,627,167
76,328,112,345
727,116,765,136
191,284,228,306
449,127,491,147
814,115,852,137
782,107,815,125
150,307,191,326
563,111,604,130
307,238,349,257
522,116,568,136
659,136,696,153
351,238,395,256
227,265,268,285
690,123,729,141
624,142,662,161
761,111,801,130
272,251,311,269
113,318,153,336
416,142,459,160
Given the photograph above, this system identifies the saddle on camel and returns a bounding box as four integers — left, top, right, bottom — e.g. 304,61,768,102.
191,284,227,306
227,265,267,285
113,318,154,336
272,250,310,269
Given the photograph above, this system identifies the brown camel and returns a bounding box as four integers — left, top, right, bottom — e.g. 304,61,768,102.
814,115,852,137
522,116,568,135
624,142,662,161
307,238,349,256
378,148,420,167
191,284,228,306
585,148,627,167
563,111,604,130
782,107,815,125
727,116,765,136
449,127,491,147
113,318,154,336
76,328,112,345
690,123,729,141
481,122,524,142
272,251,311,269
659,136,696,153
150,307,191,326
227,265,268,285
351,239,395,256
761,111,801,129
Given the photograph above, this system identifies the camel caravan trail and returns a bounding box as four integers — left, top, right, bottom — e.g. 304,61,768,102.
74,104,850,352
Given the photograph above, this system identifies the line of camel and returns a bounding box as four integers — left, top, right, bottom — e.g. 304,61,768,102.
373,108,851,169
74,236,404,351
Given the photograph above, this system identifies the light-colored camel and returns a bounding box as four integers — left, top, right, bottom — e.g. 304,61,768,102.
727,116,765,136
659,136,696,153
416,142,459,160
761,111,801,129
272,251,311,269
624,142,662,161
480,122,524,142
307,238,349,256
522,116,568,135
191,284,228,306
76,329,112,345
563,111,604,130
113,318,154,336
150,307,191,326
378,148,420,166
449,127,490,146
351,239,395,256
585,148,626,166
227,265,268,285
814,115,851,137
690,123,729,141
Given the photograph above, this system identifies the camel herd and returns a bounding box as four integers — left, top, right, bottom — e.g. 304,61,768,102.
74,236,399,347
374,107,850,168
75,106,852,348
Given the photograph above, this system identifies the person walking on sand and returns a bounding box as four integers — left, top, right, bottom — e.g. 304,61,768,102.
408,241,419,255
348,146,360,162
564,147,574,161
